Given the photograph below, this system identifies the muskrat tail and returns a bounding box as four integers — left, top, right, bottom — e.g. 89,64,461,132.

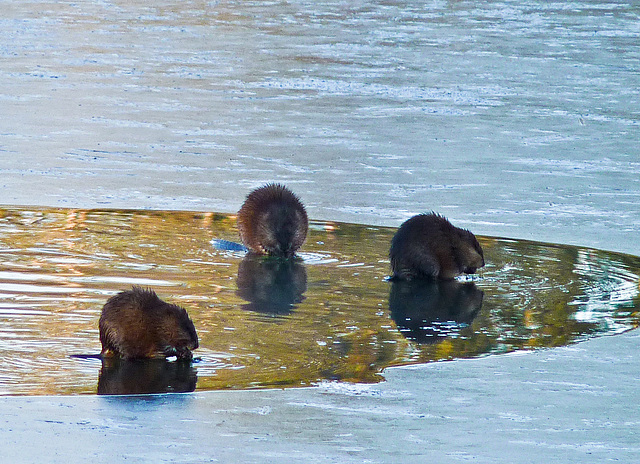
70,354,103,360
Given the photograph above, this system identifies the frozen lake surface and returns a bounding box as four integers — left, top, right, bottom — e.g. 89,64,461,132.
0,0,639,462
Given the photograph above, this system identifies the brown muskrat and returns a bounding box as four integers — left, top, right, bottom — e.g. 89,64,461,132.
390,213,485,281
237,183,308,258
99,287,198,360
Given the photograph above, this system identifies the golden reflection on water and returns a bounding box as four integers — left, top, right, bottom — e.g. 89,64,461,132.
0,207,638,395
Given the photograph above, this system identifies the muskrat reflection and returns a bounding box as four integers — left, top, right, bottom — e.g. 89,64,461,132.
389,279,484,344
97,358,197,395
236,255,307,315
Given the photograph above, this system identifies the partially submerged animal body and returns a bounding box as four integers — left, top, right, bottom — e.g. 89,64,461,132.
390,213,485,281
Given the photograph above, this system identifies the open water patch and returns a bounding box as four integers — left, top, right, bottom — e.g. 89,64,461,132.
0,207,638,395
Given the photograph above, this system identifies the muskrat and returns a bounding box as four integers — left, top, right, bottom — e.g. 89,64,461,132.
389,213,485,280
237,183,308,258
99,287,198,360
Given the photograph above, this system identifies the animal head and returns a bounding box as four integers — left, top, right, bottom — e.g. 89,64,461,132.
258,203,308,257
453,228,485,274
159,303,199,358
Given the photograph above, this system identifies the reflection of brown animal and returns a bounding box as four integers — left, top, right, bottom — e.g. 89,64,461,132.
99,287,198,360
97,358,197,395
236,254,307,315
390,213,485,280
389,279,484,344
237,184,308,258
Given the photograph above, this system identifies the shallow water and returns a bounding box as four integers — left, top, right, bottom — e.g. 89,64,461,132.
0,207,637,395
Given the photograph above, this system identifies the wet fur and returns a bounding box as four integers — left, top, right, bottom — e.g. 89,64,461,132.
237,183,308,258
390,213,485,280
99,287,198,360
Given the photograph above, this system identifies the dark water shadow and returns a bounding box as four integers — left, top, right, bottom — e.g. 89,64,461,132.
97,358,197,395
389,279,484,344
236,255,307,316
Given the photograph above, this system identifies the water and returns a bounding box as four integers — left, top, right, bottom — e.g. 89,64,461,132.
0,0,638,396
1,1,639,255
0,207,638,395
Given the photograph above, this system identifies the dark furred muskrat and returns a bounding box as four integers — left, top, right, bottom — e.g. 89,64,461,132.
390,213,485,280
99,287,198,360
237,183,308,258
